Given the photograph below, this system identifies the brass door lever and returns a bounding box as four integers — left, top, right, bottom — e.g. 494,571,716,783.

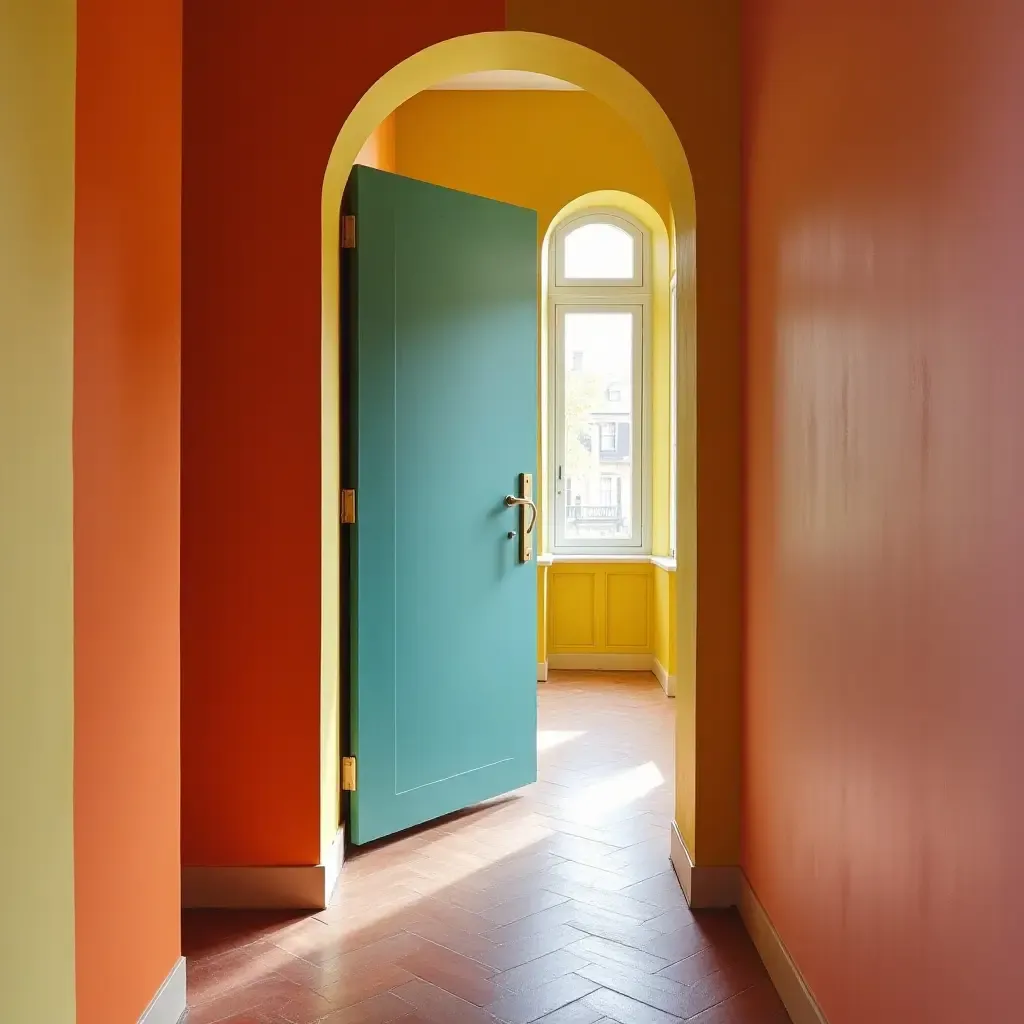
505,474,536,563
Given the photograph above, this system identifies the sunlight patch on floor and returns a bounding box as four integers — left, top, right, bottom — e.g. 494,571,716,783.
537,729,586,752
573,760,665,817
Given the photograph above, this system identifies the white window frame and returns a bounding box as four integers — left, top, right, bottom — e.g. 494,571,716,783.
598,422,617,452
669,272,678,558
555,210,645,289
549,209,652,555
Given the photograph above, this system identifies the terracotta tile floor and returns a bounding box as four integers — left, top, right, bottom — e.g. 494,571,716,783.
183,671,789,1024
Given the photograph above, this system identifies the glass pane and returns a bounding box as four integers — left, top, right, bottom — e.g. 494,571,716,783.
563,311,635,542
563,222,635,280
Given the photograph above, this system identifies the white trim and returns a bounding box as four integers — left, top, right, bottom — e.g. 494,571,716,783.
183,826,345,910
652,657,676,697
552,301,649,554
429,70,581,91
668,272,679,560
665,833,826,1022
739,875,830,1024
548,652,654,672
544,553,650,564
324,826,346,905
537,661,549,682
538,553,675,567
138,956,186,1024
669,822,740,908
669,822,693,902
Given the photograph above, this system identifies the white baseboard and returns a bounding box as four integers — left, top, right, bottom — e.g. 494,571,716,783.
324,826,345,905
537,660,549,682
669,821,740,908
548,652,654,672
183,828,345,910
138,956,186,1024
739,875,829,1024
652,657,676,697
665,825,826,1023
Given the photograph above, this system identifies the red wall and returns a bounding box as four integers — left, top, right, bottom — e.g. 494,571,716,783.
181,0,505,866
73,0,182,1019
744,3,1024,1020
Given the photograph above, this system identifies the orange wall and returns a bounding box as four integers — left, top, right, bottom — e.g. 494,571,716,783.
74,0,182,1019
744,3,1024,1020
181,0,506,867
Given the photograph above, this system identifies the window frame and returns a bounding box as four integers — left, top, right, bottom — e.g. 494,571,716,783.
554,210,645,289
548,209,652,555
598,422,617,453
669,271,678,559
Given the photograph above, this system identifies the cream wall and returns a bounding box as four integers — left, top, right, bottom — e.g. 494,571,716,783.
0,1,78,1020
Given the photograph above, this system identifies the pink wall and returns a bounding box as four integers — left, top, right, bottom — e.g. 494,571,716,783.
744,2,1024,1020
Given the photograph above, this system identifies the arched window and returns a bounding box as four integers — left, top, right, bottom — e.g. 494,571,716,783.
549,209,651,552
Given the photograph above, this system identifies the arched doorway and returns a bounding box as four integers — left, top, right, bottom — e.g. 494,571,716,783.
318,31,724,902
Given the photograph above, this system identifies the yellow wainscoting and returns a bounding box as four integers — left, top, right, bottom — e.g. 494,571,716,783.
540,560,676,695
547,562,653,665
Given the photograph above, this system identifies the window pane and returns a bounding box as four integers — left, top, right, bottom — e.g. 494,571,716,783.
563,222,634,280
563,311,635,542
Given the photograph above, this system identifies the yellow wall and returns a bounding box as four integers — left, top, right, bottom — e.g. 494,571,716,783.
395,91,678,671
395,90,670,234
0,1,78,1019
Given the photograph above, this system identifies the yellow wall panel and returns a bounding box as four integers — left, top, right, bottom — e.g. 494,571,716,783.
550,572,598,648
606,573,651,649
548,562,653,655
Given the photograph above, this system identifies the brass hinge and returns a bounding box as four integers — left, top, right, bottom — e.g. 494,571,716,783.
341,214,356,249
342,756,357,792
341,489,356,524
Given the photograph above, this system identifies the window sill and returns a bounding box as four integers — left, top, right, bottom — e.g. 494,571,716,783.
537,553,676,571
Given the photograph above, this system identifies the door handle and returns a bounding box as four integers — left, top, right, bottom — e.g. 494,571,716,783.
504,473,536,563
504,495,538,535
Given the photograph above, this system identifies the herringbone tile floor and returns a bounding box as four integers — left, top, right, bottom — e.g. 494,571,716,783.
183,671,789,1023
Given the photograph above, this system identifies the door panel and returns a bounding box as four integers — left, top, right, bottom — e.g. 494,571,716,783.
345,166,538,846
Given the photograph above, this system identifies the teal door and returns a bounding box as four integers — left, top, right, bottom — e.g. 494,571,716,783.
344,166,538,846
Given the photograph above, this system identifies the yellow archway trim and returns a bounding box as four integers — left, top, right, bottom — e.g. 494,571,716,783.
319,32,697,864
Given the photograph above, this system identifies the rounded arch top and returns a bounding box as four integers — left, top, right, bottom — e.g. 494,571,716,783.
552,208,645,288
541,189,671,294
322,31,694,240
